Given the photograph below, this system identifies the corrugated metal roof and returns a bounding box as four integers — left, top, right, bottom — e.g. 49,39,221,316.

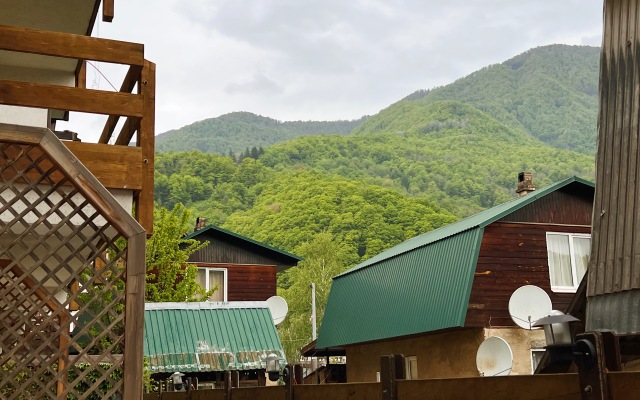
317,177,594,348
144,302,285,373
317,229,483,347
184,224,302,262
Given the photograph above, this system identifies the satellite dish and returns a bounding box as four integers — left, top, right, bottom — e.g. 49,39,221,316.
476,336,513,376
508,285,552,329
266,296,288,326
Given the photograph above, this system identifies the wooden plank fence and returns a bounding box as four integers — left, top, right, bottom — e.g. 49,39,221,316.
143,371,640,400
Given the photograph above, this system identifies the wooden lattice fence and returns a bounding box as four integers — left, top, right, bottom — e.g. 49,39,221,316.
0,125,146,399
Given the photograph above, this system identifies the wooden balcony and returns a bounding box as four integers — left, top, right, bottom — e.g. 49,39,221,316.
0,24,155,233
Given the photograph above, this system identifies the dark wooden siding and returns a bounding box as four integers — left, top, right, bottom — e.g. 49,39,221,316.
465,221,591,328
194,263,277,301
188,232,295,272
500,184,594,225
227,264,277,301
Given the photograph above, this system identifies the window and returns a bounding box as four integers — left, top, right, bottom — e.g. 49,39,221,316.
546,232,591,292
405,356,418,380
196,267,227,301
530,349,545,373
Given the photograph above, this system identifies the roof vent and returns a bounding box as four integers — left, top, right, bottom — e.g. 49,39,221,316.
516,172,536,197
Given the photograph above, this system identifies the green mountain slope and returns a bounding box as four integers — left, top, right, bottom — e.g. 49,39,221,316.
260,100,594,216
155,111,368,154
395,44,600,154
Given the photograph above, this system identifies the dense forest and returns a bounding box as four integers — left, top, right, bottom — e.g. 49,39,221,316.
153,44,598,360
155,111,369,154
400,45,599,154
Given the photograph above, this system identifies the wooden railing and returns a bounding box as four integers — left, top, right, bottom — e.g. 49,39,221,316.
0,24,155,233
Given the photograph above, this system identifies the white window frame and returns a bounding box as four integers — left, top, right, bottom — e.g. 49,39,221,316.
530,349,545,374
546,232,591,293
197,267,228,302
404,356,418,380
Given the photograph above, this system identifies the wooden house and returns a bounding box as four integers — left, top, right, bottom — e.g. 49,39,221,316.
316,176,594,382
140,224,300,388
184,222,302,301
0,1,153,398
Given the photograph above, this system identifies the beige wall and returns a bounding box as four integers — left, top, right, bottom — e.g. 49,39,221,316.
484,327,545,375
345,329,485,382
344,327,547,382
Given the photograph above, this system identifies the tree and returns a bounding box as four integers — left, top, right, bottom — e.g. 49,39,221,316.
145,204,215,302
277,233,350,362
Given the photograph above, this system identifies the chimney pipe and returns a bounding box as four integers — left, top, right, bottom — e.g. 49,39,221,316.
195,217,207,231
516,172,536,197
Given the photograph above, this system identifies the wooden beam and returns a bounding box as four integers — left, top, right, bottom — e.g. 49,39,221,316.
63,141,143,190
99,65,142,144
103,0,115,22
136,60,155,235
0,80,143,117
0,24,143,66
76,61,87,89
114,117,140,146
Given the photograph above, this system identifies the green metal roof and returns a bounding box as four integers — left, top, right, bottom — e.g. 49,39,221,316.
184,224,302,262
317,176,594,348
144,302,286,373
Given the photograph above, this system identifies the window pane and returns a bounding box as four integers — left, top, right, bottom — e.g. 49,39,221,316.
196,268,207,290
573,236,591,284
209,270,224,302
547,234,572,287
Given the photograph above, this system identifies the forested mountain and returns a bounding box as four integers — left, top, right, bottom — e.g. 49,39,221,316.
153,44,598,360
157,45,599,156
155,111,368,154
397,45,599,154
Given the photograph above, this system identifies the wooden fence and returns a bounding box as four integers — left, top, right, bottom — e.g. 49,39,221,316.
143,371,640,400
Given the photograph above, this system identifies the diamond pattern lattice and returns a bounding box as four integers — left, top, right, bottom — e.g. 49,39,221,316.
1,141,137,399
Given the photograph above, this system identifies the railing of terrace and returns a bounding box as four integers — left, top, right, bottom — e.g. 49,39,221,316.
0,24,155,234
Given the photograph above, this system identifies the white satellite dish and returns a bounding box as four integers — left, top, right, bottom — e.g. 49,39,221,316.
476,336,513,376
266,295,289,326
508,285,552,330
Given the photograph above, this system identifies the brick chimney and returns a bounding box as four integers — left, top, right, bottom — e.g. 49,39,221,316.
516,172,536,197
195,217,207,231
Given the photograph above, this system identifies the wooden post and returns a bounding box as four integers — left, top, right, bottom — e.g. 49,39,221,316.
294,364,303,385
284,365,294,400
136,60,155,235
576,332,609,400
123,232,147,400
380,354,406,400
103,0,114,22
257,369,267,386
185,377,191,400
224,371,232,400
231,370,240,388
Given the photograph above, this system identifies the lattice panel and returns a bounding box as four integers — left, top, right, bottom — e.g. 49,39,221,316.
1,143,130,399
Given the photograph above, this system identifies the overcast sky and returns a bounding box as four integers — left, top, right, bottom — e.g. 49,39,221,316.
61,0,604,141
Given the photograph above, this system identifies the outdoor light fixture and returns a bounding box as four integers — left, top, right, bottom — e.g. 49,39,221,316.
532,311,584,372
533,310,579,345
171,372,185,391
265,353,288,382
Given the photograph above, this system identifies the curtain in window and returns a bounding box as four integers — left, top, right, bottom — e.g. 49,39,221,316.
209,270,224,301
196,268,207,290
573,236,591,283
547,234,572,287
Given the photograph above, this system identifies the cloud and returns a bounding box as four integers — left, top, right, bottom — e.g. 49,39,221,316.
225,74,284,95
60,0,604,140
